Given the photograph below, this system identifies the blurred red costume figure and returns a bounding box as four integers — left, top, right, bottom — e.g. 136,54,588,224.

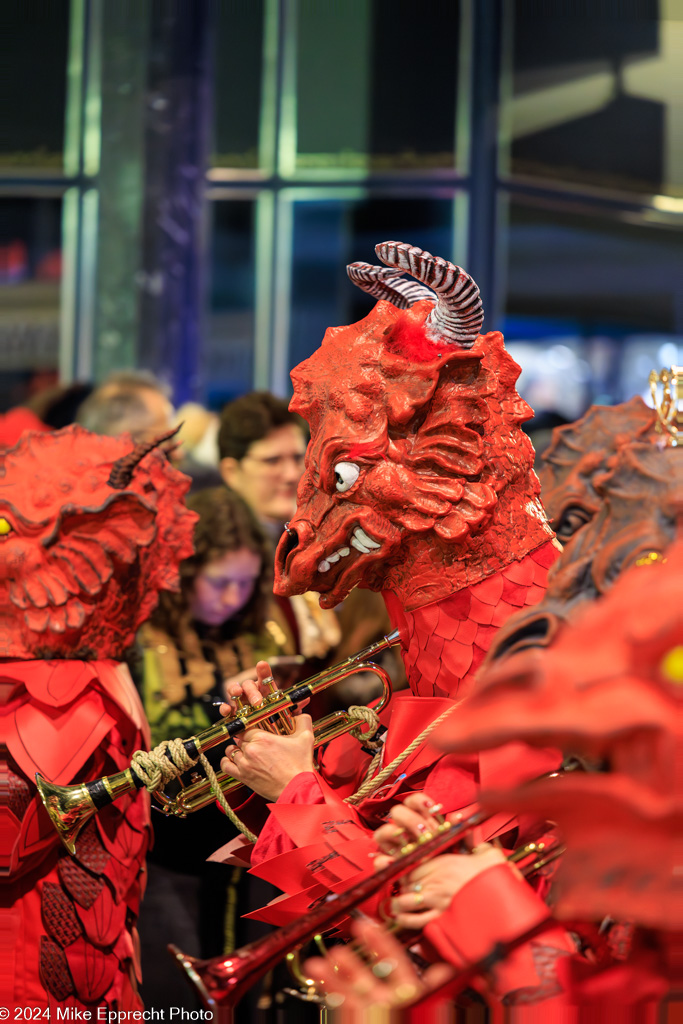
0,425,195,1009
433,539,683,1016
487,415,680,666
391,395,683,1011
538,395,657,544
235,242,560,933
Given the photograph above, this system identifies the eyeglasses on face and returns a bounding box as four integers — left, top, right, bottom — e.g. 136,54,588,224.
241,453,306,471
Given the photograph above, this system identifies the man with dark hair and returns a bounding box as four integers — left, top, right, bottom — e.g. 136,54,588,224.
218,392,307,545
218,391,395,669
218,391,341,666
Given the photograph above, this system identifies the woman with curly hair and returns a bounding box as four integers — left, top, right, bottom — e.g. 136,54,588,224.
140,486,281,745
136,487,286,1015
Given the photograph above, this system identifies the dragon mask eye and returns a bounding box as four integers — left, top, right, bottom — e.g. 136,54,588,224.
334,462,360,493
554,505,592,544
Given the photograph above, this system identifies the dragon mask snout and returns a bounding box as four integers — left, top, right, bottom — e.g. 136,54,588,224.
274,506,396,605
274,523,301,589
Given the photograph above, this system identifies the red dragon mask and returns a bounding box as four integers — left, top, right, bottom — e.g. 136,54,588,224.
486,421,682,664
539,396,657,544
0,425,197,660
274,241,553,612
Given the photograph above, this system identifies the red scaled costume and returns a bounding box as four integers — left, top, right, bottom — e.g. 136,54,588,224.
433,538,683,1016
232,243,560,934
0,426,195,1009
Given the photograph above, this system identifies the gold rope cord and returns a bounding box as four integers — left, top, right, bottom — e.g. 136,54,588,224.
345,703,458,806
347,704,383,751
129,740,257,842
127,700,455,842
199,752,258,843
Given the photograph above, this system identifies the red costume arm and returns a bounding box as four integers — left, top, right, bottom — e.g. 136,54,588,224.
423,862,576,1004
245,720,560,928
251,771,356,865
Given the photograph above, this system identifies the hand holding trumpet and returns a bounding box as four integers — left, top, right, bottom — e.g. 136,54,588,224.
304,917,454,1012
218,660,316,802
302,795,511,1012
373,794,507,929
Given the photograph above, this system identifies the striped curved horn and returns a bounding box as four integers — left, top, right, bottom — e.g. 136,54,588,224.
375,241,484,347
347,262,435,309
107,426,180,490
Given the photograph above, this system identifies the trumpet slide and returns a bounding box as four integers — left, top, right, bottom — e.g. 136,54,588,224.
36,630,400,853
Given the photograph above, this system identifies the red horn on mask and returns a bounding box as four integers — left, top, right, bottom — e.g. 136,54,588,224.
107,426,181,490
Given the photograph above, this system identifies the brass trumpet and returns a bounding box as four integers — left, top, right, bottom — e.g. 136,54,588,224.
170,801,565,1018
36,630,400,854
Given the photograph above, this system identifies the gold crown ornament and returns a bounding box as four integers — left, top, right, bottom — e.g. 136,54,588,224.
649,365,683,446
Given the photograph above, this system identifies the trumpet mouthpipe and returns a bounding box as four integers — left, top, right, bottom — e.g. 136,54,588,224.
344,628,401,662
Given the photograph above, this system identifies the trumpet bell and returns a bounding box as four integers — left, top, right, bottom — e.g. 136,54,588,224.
34,775,96,856
169,944,253,1017
36,764,137,854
